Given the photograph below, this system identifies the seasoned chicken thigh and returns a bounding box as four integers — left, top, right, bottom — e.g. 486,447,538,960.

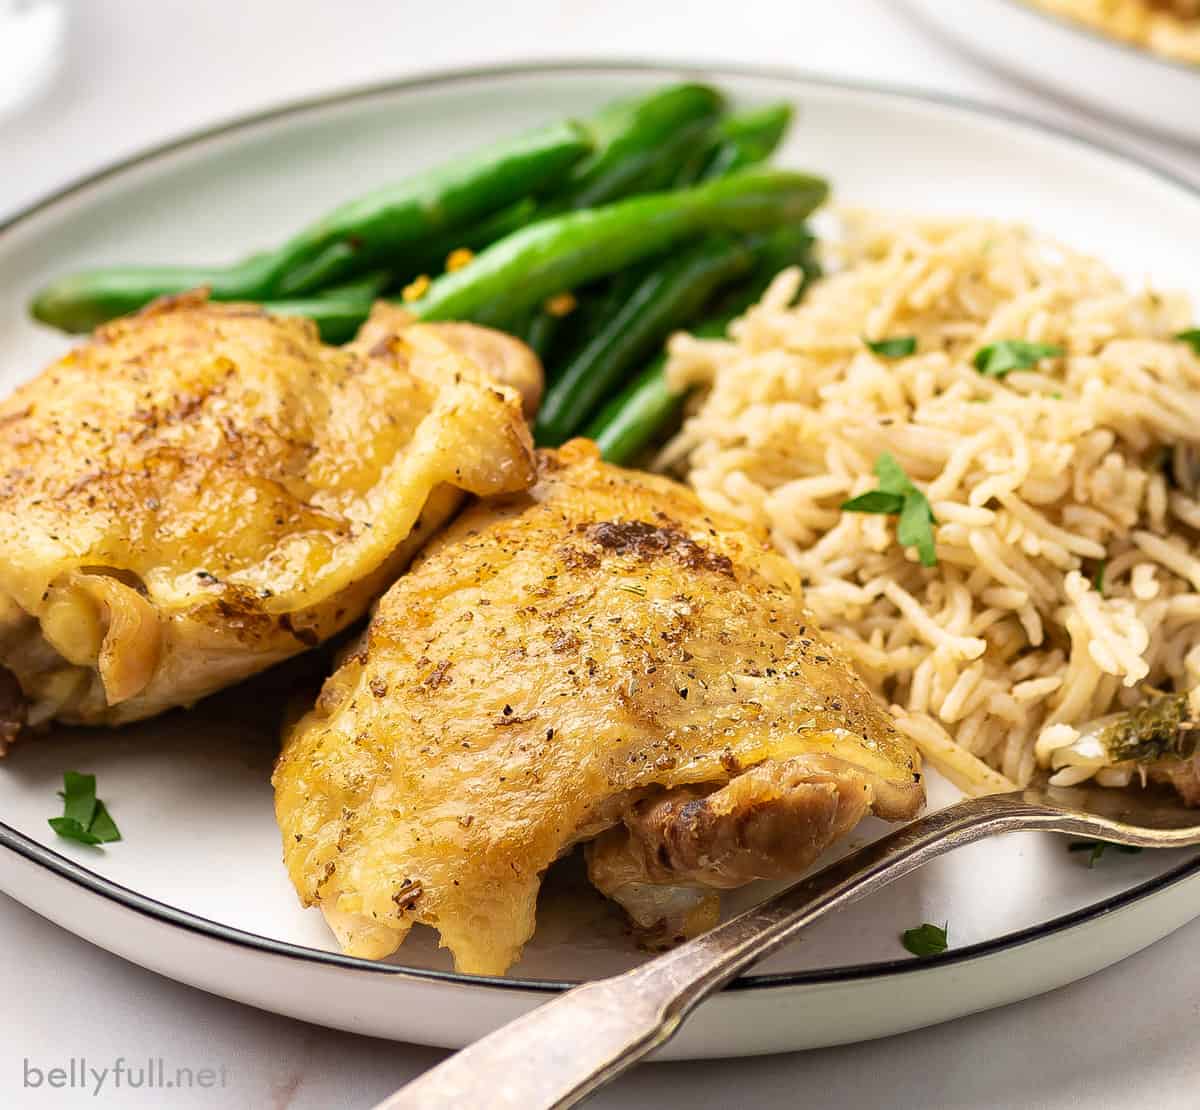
274,439,922,975
0,292,535,735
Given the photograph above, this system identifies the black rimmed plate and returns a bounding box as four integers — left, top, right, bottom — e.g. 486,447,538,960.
2,62,1199,1057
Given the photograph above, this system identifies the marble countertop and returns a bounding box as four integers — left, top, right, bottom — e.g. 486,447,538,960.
2,1,1198,1106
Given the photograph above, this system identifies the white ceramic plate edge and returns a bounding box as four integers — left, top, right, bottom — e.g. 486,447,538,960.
5,819,1200,1057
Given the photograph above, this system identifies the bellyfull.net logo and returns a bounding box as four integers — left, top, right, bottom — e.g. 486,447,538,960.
23,1058,230,1097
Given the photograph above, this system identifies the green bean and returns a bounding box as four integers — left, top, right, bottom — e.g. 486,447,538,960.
263,121,594,296
697,103,794,181
30,119,593,332
534,234,754,445
294,85,729,329
338,91,770,346
588,225,819,464
719,223,820,312
516,84,726,348
274,242,362,298
671,103,792,187
521,309,564,361
412,82,726,285
548,83,723,211
522,278,639,378
408,168,828,327
587,320,725,466
265,295,378,344
332,197,541,299
541,101,796,366
314,270,391,300
441,198,538,256
30,254,272,336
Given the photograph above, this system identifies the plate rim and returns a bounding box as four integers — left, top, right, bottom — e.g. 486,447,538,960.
5,817,1200,996
3,56,1200,998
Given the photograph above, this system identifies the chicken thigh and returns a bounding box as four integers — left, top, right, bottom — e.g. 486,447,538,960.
274,439,922,975
0,292,535,735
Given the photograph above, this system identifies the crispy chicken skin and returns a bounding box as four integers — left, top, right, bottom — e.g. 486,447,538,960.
352,303,544,419
1147,0,1199,17
0,292,535,733
274,440,922,975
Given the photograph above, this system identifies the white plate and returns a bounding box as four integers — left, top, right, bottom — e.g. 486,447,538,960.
905,0,1200,144
2,62,1200,1060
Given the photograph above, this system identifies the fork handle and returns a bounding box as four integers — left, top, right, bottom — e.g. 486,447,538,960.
375,793,1051,1110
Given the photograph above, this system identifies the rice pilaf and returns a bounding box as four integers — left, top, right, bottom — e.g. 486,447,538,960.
662,211,1200,795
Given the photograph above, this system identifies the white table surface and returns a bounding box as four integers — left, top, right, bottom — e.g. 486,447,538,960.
2,2,1199,1107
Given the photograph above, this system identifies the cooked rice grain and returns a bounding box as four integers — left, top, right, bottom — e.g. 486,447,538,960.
662,211,1200,793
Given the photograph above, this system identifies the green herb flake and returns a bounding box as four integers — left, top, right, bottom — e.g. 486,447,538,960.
86,802,121,843
1092,558,1107,597
1068,840,1143,868
873,452,913,497
839,489,905,515
842,452,938,567
901,921,948,957
973,340,1063,379
1097,691,1195,765
898,492,938,568
865,336,917,359
59,770,97,826
49,772,121,846
1175,329,1200,355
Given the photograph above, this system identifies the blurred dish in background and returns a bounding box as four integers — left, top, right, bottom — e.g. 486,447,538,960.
1028,0,1199,66
0,1,66,124
904,0,1200,144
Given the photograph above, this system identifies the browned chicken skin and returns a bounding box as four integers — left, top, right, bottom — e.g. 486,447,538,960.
1146,0,1199,16
0,292,536,734
352,303,544,419
274,440,923,975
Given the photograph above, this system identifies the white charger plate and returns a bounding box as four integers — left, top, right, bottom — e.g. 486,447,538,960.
905,0,1200,144
1,62,1199,1060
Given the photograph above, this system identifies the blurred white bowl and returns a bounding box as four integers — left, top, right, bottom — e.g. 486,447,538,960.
906,0,1200,145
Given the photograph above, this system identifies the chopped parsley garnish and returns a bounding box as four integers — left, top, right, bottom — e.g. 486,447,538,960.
1092,558,1107,597
1175,329,1200,355
973,340,1063,378
865,336,917,358
48,771,121,846
901,921,948,957
1068,840,1143,868
1096,692,1194,765
842,452,938,567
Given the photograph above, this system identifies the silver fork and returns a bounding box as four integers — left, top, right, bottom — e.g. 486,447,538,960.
375,772,1200,1110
